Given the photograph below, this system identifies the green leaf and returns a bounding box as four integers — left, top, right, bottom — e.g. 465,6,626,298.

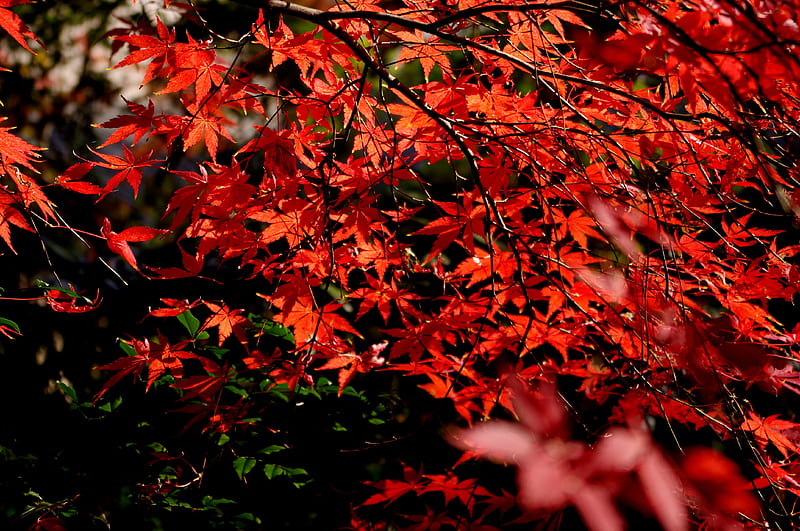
258,319,294,343
263,463,308,481
34,279,81,299
283,466,308,477
98,396,122,412
118,339,137,357
57,381,78,403
177,309,201,337
202,496,235,508
0,316,20,334
147,442,168,453
232,457,257,479
234,513,261,524
263,463,283,479
257,445,285,455
224,384,249,398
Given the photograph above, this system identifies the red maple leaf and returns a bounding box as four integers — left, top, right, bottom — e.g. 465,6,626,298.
0,193,32,251
86,145,164,198
0,0,40,53
100,217,167,272
740,411,800,459
56,162,102,195
46,287,101,314
156,33,222,102
451,378,687,531
94,334,209,402
0,120,43,173
201,301,250,348
111,17,176,84
317,342,387,395
94,97,157,148
681,447,761,524
147,298,201,318
180,107,234,162
362,463,426,506
267,292,361,348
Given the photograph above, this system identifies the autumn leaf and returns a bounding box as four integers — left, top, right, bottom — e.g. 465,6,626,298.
180,108,234,162
0,120,43,173
362,463,426,506
237,125,297,179
93,97,157,148
111,17,176,84
451,378,687,531
740,411,800,459
56,162,102,194
201,301,249,348
145,246,204,280
86,145,164,198
317,342,387,395
0,0,40,53
100,217,167,272
46,287,101,313
394,30,457,81
0,192,32,251
681,447,761,521
146,298,201,318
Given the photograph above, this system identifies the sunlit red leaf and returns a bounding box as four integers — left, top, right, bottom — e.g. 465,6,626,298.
101,217,167,271
0,0,39,53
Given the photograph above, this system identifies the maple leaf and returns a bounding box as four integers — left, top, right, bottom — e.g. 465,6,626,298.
147,298,201,318
144,333,208,389
422,473,488,510
395,30,457,81
237,126,297,179
681,447,761,522
180,108,234,162
350,275,422,323
46,287,101,313
8,167,55,221
93,338,152,402
0,192,32,252
94,333,212,402
269,294,361,348
451,378,687,531
56,162,102,195
156,34,222,102
86,145,164,198
93,97,157,148
100,218,167,272
145,245,204,280
740,411,800,459
201,301,249,348
174,368,227,402
362,463,426,506
414,192,487,259
29,516,66,531
111,17,176,84
0,120,43,173
317,342,387,395
401,506,458,531
0,0,39,53
251,11,318,75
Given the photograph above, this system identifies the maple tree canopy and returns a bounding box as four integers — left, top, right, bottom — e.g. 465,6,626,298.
1,0,800,529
